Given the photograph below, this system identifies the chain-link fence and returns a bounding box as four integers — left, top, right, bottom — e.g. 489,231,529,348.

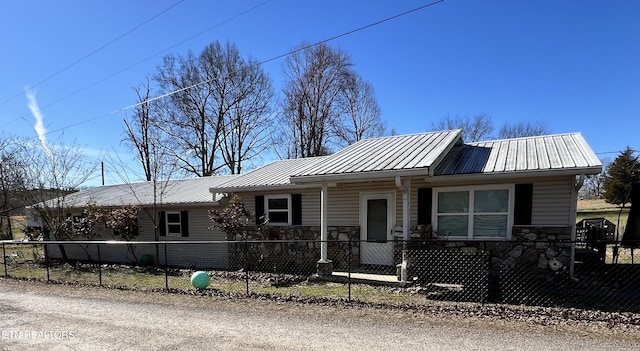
2,239,640,313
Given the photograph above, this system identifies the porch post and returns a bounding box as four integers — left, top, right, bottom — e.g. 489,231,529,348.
317,183,332,276
401,178,411,284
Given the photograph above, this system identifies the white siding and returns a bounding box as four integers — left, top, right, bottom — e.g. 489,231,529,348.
327,182,401,227
301,191,321,226
531,177,573,226
235,183,402,228
47,206,229,269
231,175,575,233
409,177,575,227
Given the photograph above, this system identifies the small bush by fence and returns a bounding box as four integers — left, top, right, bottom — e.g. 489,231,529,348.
3,239,640,313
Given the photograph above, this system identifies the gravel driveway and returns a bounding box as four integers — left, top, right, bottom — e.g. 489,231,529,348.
0,279,639,351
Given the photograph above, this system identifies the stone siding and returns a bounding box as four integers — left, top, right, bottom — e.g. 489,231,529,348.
402,226,573,289
229,226,360,273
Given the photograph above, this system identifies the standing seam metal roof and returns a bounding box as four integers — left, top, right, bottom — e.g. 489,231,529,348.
46,175,237,208
435,133,602,175
211,156,329,191
292,130,462,177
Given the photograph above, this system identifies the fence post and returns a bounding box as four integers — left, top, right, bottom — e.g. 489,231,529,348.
164,241,169,291
44,243,50,282
244,240,249,296
97,243,102,287
348,239,352,301
2,242,7,277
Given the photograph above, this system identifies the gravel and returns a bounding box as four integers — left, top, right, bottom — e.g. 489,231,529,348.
0,278,640,350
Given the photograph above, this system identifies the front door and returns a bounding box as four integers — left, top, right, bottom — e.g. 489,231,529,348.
360,192,394,266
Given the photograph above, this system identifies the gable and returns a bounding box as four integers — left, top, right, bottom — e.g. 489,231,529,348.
291,130,462,183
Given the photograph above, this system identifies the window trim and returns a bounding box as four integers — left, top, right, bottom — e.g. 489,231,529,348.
264,194,292,226
165,211,182,237
432,184,515,240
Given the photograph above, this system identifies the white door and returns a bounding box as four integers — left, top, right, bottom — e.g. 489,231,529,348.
360,192,394,266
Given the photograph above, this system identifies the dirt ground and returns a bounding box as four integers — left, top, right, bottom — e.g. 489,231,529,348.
1,278,640,344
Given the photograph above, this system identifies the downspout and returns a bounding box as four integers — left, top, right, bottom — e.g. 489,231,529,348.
396,176,411,285
570,174,586,281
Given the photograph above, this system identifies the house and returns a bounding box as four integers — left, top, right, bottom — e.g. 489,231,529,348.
209,130,602,279
35,176,236,268
34,130,602,280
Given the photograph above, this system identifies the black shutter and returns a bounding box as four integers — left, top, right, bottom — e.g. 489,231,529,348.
255,195,265,225
292,194,302,225
180,211,189,237
417,188,432,225
514,183,533,225
159,211,166,236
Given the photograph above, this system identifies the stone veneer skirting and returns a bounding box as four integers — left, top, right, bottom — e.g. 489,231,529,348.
231,225,573,283
228,226,360,273
397,225,573,286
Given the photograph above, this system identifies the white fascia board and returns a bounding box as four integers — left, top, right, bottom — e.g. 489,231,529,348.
429,166,603,183
290,168,431,184
211,183,324,193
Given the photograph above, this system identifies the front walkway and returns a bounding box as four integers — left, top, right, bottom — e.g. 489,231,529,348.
330,271,399,285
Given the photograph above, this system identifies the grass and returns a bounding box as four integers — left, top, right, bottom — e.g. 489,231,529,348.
2,199,637,305
0,260,433,306
0,215,26,240
577,199,630,239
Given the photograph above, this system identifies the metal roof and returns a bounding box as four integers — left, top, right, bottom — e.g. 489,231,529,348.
212,157,329,192
45,176,236,209
291,130,462,182
435,133,602,176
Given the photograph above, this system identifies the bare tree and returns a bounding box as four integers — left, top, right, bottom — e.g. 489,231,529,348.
14,137,96,260
333,72,384,147
218,55,274,174
154,41,274,176
124,77,174,181
278,42,352,158
498,121,550,139
154,51,218,177
0,134,25,239
429,113,494,142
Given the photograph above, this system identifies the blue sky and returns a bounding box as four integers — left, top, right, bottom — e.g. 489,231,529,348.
1,0,638,185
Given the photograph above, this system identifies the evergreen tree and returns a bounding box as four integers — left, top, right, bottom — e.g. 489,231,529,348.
602,147,640,204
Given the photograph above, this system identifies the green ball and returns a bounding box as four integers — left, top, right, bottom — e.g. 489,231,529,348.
140,254,154,265
190,271,210,289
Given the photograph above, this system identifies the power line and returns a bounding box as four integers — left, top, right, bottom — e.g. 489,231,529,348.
0,0,186,109
4,0,273,129
32,0,448,139
596,150,638,155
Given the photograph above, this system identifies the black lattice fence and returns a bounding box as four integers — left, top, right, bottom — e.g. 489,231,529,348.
3,239,640,313
408,249,489,302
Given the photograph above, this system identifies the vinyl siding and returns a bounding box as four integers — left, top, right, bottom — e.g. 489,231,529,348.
530,178,573,226
327,182,401,227
236,183,403,228
47,207,229,268
232,175,575,232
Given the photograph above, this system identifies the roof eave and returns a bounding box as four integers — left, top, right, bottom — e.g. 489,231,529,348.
291,168,431,184
211,183,325,193
430,166,603,183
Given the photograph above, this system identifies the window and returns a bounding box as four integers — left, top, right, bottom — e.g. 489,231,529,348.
159,211,189,237
265,195,291,225
165,212,182,236
433,185,513,239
